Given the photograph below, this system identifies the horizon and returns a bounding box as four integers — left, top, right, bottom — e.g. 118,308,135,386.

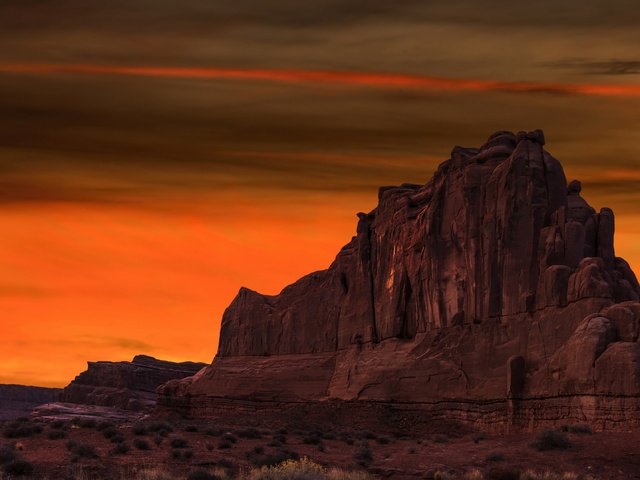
2,0,640,388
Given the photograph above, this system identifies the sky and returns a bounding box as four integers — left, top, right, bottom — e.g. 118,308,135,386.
1,0,639,387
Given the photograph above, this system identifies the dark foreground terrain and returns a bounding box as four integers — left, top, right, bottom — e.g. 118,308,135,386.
0,417,638,479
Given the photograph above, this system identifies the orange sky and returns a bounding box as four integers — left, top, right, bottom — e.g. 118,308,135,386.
2,176,639,387
1,0,640,387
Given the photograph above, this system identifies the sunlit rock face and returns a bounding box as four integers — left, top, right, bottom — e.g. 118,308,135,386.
159,130,640,431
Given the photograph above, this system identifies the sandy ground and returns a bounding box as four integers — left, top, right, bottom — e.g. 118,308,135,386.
2,419,640,479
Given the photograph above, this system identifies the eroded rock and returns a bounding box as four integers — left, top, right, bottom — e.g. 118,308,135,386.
159,130,640,431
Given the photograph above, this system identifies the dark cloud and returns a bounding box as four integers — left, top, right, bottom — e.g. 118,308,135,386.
0,0,639,208
542,58,640,75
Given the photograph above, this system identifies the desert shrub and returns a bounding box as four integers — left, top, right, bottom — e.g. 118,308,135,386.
112,443,130,455
375,436,390,445
486,467,521,480
249,448,300,468
148,421,173,435
67,441,98,459
170,437,189,449
103,427,120,439
110,434,125,444
252,446,265,455
354,445,372,466
520,472,580,480
0,446,17,464
77,418,97,429
303,435,322,445
134,438,151,450
171,448,194,460
187,470,223,480
247,458,322,480
3,458,34,476
486,452,506,462
50,419,67,429
132,423,148,435
132,467,174,480
359,431,376,440
339,433,352,443
217,459,235,470
531,430,571,451
218,440,232,450
433,471,455,480
560,424,593,435
205,428,222,437
433,434,449,444
154,435,164,446
236,428,262,439
472,432,488,443
272,434,287,444
185,425,199,433
187,470,226,480
48,429,67,440
3,421,42,438
276,429,288,435
206,443,214,451
221,433,237,444
96,421,114,431
464,470,484,480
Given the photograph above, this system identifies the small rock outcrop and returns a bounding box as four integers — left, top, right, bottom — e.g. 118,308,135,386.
159,130,640,431
61,355,205,411
0,384,60,420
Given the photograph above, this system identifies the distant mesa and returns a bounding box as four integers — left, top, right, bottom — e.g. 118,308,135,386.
58,355,206,412
0,384,60,421
157,129,640,432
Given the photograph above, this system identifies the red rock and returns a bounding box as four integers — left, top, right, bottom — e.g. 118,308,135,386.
61,355,206,411
159,131,640,431
0,384,60,420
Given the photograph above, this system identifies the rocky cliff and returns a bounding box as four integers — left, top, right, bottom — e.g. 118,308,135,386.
61,355,205,411
0,384,60,420
159,130,640,431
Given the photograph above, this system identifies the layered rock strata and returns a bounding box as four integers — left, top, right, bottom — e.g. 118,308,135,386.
159,130,640,431
0,384,60,420
61,355,205,411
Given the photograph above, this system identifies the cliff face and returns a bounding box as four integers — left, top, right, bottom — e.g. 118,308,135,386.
61,355,206,411
0,384,60,420
159,130,640,431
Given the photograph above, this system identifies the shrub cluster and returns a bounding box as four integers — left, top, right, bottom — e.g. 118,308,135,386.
148,421,174,437
531,430,571,451
171,448,194,460
134,438,151,450
67,440,99,460
3,420,43,439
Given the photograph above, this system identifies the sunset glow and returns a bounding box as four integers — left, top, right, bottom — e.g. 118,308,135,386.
1,63,640,97
1,0,639,388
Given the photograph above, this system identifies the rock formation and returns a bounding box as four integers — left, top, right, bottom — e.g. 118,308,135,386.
159,130,640,431
0,384,60,420
61,355,205,411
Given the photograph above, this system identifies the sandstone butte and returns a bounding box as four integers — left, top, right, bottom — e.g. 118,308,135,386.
59,355,206,412
159,130,640,432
